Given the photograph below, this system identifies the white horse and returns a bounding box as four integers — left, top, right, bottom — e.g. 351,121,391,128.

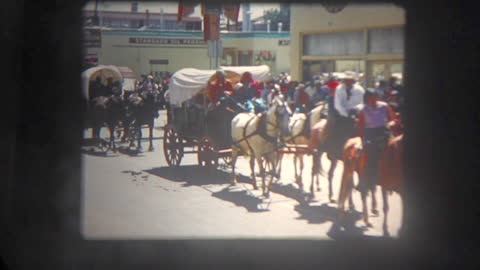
280,102,327,198
230,95,292,198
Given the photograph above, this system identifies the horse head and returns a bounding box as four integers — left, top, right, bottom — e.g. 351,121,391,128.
267,95,292,138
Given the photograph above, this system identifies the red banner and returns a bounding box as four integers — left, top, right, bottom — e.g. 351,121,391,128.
177,1,197,22
223,4,240,23
203,13,220,41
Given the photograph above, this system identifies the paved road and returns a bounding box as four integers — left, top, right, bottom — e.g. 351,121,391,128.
81,110,402,239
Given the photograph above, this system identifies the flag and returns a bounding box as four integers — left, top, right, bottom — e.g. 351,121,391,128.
223,4,240,23
177,1,197,22
203,13,220,41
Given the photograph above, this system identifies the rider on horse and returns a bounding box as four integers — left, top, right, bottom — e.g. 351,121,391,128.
355,89,397,194
329,72,365,160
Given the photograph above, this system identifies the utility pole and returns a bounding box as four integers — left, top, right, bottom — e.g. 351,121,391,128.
160,8,164,30
93,0,99,25
204,4,222,69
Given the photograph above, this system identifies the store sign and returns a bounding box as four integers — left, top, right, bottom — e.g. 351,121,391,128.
149,59,169,65
84,28,101,48
129,37,206,46
278,40,290,46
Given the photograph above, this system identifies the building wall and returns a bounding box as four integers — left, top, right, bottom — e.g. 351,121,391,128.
290,3,405,81
85,30,291,78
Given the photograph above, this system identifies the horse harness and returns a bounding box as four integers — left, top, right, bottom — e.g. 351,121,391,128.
232,112,283,155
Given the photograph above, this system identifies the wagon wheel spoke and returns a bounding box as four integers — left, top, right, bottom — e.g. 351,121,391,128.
163,125,183,167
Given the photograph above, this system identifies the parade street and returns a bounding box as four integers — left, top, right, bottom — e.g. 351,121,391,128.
81,110,402,240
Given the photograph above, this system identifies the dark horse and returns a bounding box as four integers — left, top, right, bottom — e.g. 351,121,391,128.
123,89,161,152
88,94,125,152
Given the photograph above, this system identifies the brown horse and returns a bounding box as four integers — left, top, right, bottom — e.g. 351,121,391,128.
337,134,403,236
123,89,161,152
308,116,357,207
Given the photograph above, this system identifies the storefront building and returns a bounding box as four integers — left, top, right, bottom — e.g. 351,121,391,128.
84,28,291,79
290,3,405,86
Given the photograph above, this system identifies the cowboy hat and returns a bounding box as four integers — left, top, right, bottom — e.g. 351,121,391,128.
343,71,357,80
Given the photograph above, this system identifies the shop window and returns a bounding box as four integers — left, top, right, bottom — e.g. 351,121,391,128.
238,50,253,66
302,60,365,83
368,27,404,54
303,31,365,56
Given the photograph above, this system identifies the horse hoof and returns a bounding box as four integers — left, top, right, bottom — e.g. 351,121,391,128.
148,147,154,152
330,199,336,203
367,222,373,228
372,209,379,216
317,187,321,192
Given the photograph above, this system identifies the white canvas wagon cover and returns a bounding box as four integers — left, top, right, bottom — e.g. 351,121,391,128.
169,65,271,106
82,65,138,100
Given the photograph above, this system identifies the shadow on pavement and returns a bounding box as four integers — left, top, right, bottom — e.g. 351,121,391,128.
211,186,269,213
293,203,343,224
145,166,269,212
145,165,232,186
117,146,146,157
81,145,119,158
269,182,310,204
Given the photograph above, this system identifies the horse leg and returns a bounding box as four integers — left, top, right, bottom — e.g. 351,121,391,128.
382,187,390,237
137,125,143,151
94,126,102,147
337,160,355,226
315,151,323,192
256,156,267,197
348,184,356,211
371,185,379,216
310,154,318,200
361,188,372,228
109,126,116,152
148,121,154,151
231,149,239,185
299,155,304,191
265,153,277,198
329,159,338,203
293,154,299,187
275,152,283,179
250,155,257,190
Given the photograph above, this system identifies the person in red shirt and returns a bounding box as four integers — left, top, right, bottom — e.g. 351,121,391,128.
239,71,261,100
207,70,234,106
293,84,310,112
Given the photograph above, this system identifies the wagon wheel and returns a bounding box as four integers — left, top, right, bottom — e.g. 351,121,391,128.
197,136,219,169
163,124,184,167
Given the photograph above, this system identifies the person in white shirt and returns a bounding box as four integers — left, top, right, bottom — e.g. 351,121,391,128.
328,71,365,160
304,81,316,99
141,75,159,92
334,72,365,118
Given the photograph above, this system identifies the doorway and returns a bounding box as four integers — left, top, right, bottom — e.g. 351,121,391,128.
366,61,403,87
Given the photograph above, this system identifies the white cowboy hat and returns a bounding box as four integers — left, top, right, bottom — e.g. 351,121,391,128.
343,71,357,80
